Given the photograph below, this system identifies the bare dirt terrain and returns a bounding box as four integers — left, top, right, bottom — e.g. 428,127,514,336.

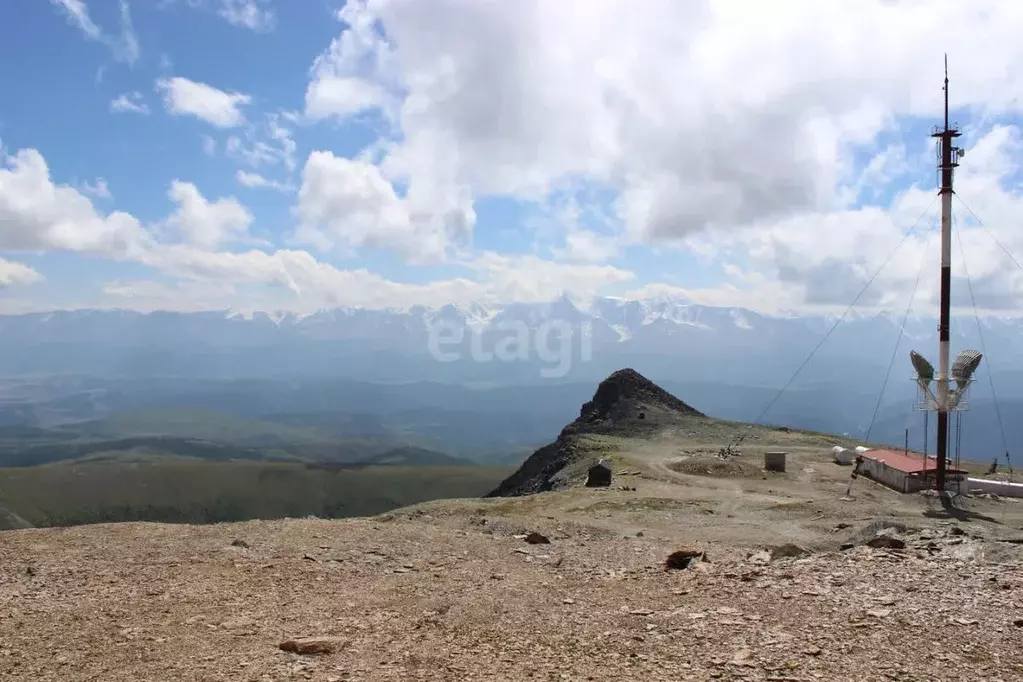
3,369,1023,680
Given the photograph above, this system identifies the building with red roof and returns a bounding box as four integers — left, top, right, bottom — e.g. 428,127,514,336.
857,448,968,494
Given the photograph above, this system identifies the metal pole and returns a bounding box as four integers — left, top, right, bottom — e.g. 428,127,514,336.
931,55,960,493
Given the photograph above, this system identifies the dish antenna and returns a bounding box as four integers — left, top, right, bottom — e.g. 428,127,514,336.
910,350,934,386
951,349,982,388
911,348,982,412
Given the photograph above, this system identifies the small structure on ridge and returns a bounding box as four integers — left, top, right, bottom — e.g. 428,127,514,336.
585,459,613,487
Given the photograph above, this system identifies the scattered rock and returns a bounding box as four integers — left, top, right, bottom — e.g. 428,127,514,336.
771,543,810,560
230,539,249,549
524,532,550,545
665,549,704,570
866,535,906,550
302,554,317,561
1013,618,1023,628
729,648,756,667
279,637,344,655
840,542,855,551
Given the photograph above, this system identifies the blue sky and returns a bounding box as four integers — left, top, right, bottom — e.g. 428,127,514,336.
1,1,1023,315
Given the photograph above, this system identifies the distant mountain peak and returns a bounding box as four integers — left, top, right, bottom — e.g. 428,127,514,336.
574,368,704,430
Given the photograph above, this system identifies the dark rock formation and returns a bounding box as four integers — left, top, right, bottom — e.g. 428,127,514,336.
486,368,704,497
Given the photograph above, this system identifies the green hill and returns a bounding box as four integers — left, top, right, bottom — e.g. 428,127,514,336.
0,460,510,529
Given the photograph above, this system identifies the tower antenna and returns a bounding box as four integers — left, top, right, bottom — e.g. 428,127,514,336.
932,54,957,491
910,58,980,497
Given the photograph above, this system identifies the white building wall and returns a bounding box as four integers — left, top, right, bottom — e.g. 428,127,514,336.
967,478,1023,498
859,458,909,493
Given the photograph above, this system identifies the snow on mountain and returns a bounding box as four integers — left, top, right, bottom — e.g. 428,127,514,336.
0,297,1019,384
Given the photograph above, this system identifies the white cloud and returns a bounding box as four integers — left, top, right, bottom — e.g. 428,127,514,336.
156,77,250,128
555,230,621,264
303,2,394,121
168,0,276,32
0,148,148,256
202,135,217,156
52,0,139,65
216,0,275,31
164,180,254,249
236,170,292,192
132,244,632,312
110,92,149,115
0,258,43,289
0,144,633,312
226,113,297,171
294,150,474,262
307,0,1023,249
651,126,1023,315
80,178,112,199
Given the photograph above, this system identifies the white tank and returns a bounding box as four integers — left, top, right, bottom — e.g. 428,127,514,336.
855,446,870,454
833,447,853,465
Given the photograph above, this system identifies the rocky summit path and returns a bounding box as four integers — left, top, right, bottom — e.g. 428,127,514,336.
2,513,1022,681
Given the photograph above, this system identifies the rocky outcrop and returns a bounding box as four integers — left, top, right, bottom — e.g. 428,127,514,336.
487,368,704,497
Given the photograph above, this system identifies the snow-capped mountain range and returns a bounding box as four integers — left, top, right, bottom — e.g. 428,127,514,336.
0,296,1019,391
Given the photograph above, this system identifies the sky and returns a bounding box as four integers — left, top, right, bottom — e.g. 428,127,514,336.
2,0,1023,316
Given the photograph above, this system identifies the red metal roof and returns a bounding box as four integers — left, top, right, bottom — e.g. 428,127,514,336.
862,449,966,475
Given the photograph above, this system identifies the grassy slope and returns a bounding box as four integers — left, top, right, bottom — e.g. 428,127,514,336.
0,408,489,529
0,460,511,529
68,408,328,444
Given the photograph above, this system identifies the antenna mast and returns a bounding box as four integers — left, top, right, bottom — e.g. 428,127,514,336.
931,54,960,491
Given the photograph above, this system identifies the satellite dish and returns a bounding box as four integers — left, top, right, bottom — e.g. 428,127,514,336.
951,349,982,388
910,350,935,384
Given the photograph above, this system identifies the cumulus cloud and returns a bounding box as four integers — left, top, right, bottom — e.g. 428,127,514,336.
0,148,148,256
22,2,1023,315
164,180,254,249
0,258,43,289
305,0,1023,248
303,1,395,121
0,144,628,313
156,77,250,128
294,150,474,263
654,126,1023,315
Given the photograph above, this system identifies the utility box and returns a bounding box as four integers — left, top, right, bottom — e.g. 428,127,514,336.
765,451,787,473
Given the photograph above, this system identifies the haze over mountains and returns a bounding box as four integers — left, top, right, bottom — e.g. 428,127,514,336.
1,296,1020,464
2,296,1021,384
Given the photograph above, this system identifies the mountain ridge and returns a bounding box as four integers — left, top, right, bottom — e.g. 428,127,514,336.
487,368,707,497
1,298,1020,389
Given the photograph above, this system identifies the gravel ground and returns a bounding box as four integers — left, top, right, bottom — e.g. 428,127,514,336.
2,512,1022,681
